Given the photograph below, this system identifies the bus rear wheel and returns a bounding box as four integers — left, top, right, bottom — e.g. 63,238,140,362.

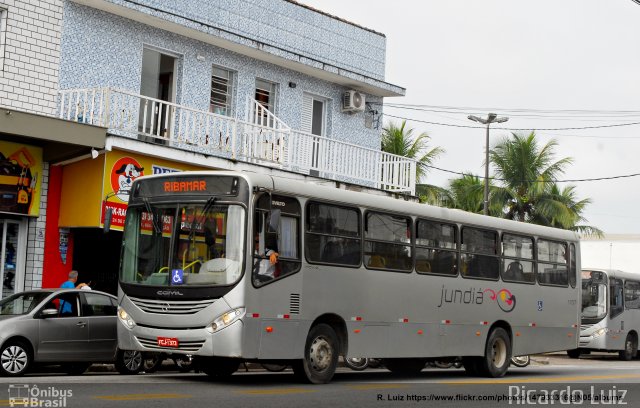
477,327,511,378
293,324,339,384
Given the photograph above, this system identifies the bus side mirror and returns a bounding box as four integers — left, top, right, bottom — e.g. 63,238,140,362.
267,209,281,234
103,207,113,233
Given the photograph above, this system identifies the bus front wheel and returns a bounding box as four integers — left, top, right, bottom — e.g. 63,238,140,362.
293,323,339,384
619,334,638,361
478,327,511,378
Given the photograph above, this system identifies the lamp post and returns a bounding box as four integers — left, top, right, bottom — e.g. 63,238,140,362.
467,113,509,216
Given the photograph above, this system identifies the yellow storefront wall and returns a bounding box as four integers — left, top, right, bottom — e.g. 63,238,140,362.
59,150,209,229
59,155,105,227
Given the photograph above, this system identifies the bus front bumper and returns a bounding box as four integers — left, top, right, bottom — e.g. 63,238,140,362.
117,319,244,357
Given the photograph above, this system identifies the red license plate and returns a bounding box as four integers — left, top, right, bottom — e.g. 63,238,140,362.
157,337,179,348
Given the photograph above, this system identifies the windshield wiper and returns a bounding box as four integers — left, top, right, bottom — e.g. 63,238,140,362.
187,196,217,243
141,196,162,234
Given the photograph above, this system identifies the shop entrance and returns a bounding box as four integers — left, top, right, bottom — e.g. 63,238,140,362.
0,218,26,300
71,228,123,295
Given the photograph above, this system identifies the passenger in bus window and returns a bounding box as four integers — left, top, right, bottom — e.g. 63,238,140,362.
254,234,279,282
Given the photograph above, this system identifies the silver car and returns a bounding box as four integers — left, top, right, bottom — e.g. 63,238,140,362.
0,289,144,376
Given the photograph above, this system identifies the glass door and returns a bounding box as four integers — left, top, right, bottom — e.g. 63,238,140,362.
1,219,25,300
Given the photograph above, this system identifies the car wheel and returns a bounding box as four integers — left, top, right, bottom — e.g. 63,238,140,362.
0,340,32,377
115,350,143,375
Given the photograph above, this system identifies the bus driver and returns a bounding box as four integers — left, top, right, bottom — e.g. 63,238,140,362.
255,234,279,281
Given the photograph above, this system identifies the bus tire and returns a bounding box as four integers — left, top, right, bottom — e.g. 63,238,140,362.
294,323,339,384
566,349,581,359
477,327,511,378
383,358,428,375
619,334,637,361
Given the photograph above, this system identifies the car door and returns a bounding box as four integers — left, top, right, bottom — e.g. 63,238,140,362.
81,292,118,361
37,292,90,362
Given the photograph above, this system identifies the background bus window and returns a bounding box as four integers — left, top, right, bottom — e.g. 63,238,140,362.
415,219,457,276
305,202,361,266
460,227,499,280
364,212,412,272
501,233,534,283
537,239,568,286
610,278,624,318
625,281,640,309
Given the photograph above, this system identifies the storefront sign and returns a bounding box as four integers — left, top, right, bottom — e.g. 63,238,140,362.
0,141,43,217
100,151,205,230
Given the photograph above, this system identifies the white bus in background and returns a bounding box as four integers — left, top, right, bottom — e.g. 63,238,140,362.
116,171,580,383
570,269,640,360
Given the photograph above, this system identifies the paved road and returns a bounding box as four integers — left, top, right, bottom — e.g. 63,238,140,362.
0,353,639,408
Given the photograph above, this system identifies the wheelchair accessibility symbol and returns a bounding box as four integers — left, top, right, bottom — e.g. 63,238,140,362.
171,269,184,285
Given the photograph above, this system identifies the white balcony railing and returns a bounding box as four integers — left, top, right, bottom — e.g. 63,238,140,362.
58,87,416,194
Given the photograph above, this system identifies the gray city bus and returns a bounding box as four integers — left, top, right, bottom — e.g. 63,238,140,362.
570,269,640,360
117,171,580,383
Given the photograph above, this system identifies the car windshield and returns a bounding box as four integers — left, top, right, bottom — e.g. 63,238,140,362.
0,292,51,315
120,202,245,287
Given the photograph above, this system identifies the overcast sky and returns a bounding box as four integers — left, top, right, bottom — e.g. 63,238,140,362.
300,0,640,235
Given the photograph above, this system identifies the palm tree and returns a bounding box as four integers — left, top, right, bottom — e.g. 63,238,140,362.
538,184,603,236
381,120,444,183
489,131,601,235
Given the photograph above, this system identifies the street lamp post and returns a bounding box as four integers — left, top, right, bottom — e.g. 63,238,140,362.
467,113,509,216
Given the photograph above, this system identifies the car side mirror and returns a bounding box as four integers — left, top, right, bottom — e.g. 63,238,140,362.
40,308,58,318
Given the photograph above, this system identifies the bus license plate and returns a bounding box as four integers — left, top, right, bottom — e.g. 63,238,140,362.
157,337,179,348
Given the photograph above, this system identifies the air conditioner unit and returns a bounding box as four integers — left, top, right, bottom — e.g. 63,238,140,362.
342,90,365,113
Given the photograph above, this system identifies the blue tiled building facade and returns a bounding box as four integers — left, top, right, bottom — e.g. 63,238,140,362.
59,0,404,150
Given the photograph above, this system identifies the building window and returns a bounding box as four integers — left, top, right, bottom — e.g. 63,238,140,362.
0,8,7,72
302,93,326,136
210,66,235,116
255,79,277,113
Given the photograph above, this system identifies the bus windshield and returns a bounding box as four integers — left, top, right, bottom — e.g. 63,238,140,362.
120,202,245,287
581,279,607,320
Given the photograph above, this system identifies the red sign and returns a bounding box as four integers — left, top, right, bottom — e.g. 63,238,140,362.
101,200,128,229
157,337,179,348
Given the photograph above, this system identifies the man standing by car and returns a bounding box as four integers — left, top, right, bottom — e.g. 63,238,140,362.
59,270,88,313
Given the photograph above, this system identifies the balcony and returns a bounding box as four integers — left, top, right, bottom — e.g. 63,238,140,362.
58,87,416,194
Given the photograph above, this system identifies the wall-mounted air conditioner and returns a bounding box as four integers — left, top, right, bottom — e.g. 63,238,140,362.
342,90,365,113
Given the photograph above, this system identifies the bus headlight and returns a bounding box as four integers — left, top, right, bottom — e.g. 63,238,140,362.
206,308,245,333
118,307,136,329
592,328,607,338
